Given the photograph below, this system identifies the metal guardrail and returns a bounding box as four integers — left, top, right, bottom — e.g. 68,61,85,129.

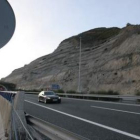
25,91,140,103
11,108,34,140
26,115,90,140
57,93,140,103
0,91,16,102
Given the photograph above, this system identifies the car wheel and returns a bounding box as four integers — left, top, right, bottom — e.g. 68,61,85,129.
58,100,61,104
38,97,40,102
44,98,47,104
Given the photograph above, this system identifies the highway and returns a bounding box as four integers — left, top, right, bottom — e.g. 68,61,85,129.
24,94,140,140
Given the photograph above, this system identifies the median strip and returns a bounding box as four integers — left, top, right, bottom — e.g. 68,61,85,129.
91,105,140,115
25,100,140,140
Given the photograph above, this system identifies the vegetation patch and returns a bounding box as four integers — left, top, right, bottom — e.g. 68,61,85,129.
61,27,121,46
90,90,119,95
66,90,77,94
114,72,118,75
18,89,41,93
55,89,65,93
77,27,121,44
135,91,140,96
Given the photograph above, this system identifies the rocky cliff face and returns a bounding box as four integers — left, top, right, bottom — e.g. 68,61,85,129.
2,25,140,94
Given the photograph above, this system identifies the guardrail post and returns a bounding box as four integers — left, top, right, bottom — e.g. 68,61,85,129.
13,91,27,139
11,96,18,140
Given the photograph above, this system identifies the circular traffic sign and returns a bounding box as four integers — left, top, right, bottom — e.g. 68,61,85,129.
0,0,16,49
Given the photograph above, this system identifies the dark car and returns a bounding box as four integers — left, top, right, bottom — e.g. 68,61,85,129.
38,91,61,103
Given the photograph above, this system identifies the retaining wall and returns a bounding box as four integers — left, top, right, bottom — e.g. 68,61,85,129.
0,91,27,139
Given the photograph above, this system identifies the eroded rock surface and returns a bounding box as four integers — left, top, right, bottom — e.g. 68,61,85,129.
2,25,140,94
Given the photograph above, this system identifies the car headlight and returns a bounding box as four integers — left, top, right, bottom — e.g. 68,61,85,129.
47,97,50,99
58,97,61,99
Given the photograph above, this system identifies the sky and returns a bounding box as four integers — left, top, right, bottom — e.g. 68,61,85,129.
0,0,140,79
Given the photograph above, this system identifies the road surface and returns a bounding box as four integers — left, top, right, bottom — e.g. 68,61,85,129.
24,94,140,140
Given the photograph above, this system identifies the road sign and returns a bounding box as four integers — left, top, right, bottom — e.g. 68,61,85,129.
51,84,60,90
0,0,16,49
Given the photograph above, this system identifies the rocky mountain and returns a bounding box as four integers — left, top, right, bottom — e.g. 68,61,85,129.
2,24,140,94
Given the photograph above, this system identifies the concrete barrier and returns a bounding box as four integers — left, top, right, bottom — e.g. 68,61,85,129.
0,91,15,139
0,96,11,139
0,91,31,140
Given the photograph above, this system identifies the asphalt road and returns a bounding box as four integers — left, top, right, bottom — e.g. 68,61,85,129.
24,94,140,140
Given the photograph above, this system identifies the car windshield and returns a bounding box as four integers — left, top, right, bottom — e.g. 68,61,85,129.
44,92,56,96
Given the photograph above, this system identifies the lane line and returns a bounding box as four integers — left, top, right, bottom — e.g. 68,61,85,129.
25,100,140,140
91,105,140,115
61,97,140,107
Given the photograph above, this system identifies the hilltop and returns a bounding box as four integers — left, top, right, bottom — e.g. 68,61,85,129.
2,24,140,94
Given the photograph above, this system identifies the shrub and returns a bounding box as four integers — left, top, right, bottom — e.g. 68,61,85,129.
66,90,76,94
89,91,96,94
107,90,119,95
89,90,119,95
32,89,41,92
126,23,132,26
98,90,108,95
17,89,41,93
135,91,140,96
55,89,65,93
75,27,121,45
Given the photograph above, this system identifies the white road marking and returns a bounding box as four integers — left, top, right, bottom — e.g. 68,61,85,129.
91,105,140,115
61,97,140,107
25,100,140,140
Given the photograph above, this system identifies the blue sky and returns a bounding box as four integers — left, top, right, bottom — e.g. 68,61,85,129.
0,0,140,79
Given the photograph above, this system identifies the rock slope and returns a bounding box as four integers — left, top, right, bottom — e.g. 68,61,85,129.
2,25,140,94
